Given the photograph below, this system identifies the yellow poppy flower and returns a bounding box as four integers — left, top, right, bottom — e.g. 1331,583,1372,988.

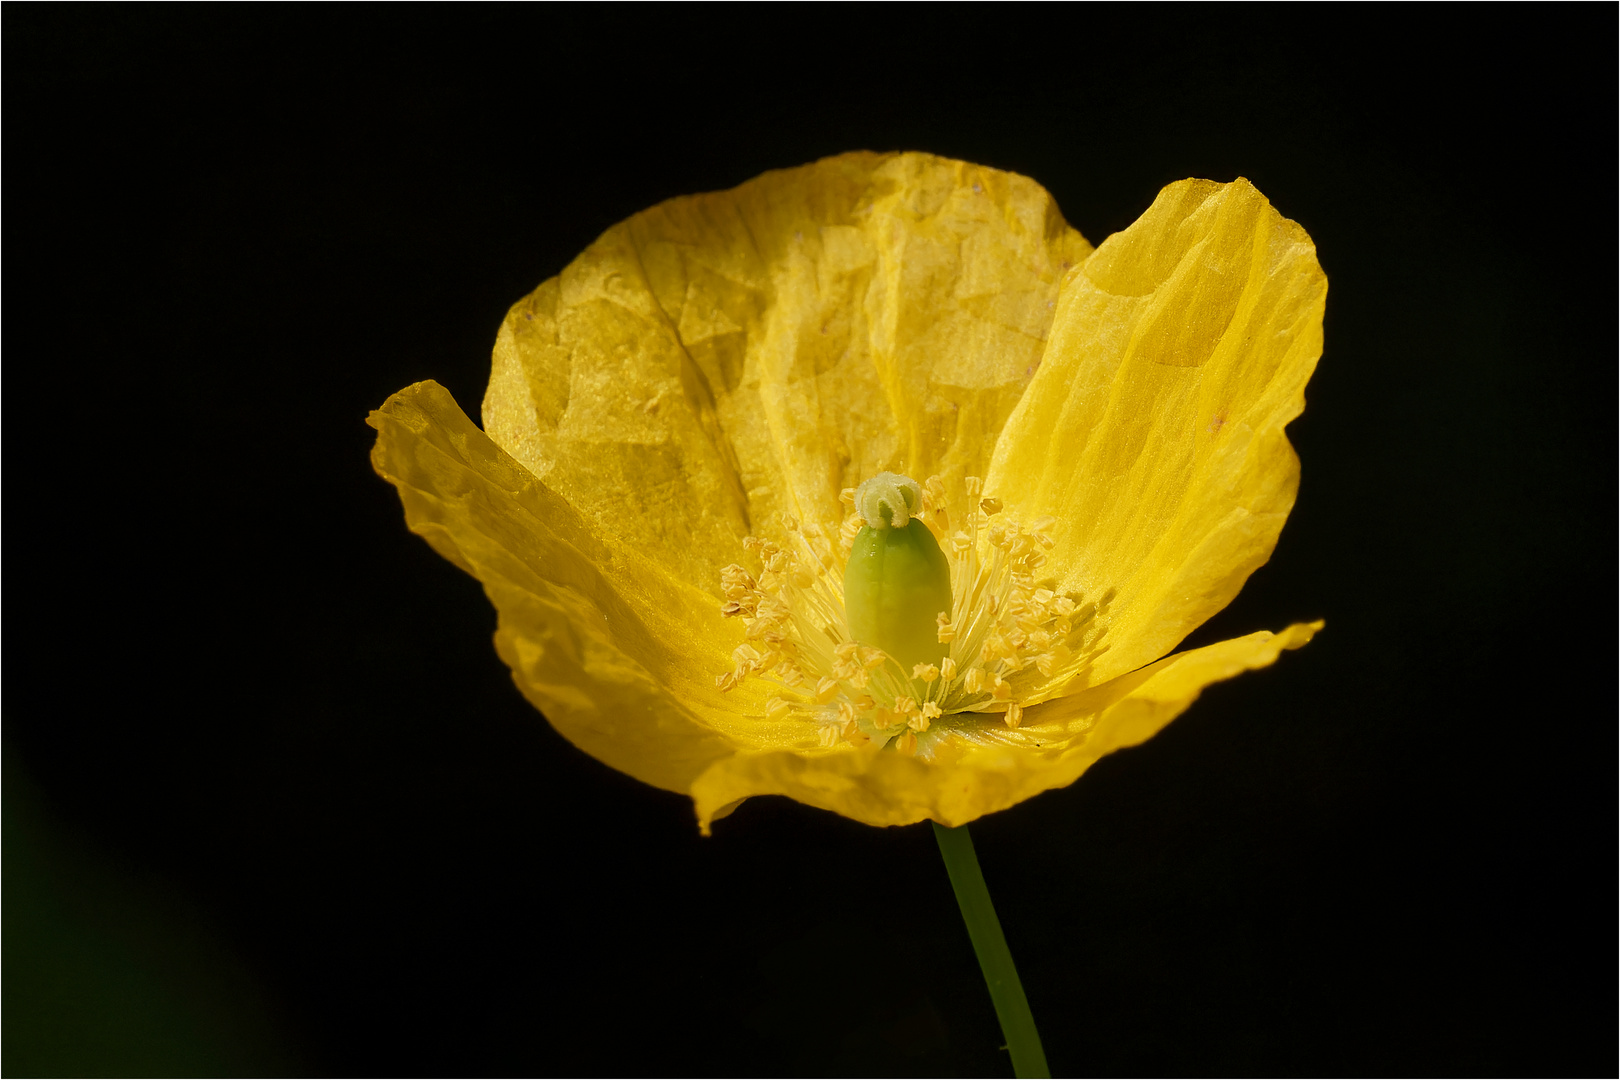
368,151,1325,834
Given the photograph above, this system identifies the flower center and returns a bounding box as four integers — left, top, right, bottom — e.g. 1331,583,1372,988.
717,473,1090,755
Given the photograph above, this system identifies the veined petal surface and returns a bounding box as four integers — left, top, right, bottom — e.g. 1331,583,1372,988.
989,178,1326,687
372,381,789,794
482,151,1091,595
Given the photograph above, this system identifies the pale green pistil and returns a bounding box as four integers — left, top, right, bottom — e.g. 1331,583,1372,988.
843,473,952,673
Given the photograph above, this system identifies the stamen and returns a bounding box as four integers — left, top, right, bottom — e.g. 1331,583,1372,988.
716,473,1102,750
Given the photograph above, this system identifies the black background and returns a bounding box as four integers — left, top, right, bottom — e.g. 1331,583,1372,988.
6,7,1613,1076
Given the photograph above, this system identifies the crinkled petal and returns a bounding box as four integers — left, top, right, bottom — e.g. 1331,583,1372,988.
988,178,1327,688
690,621,1321,832
482,151,1092,594
369,381,820,794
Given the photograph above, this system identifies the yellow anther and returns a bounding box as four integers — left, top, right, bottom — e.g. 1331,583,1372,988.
983,633,1019,664
716,472,1088,742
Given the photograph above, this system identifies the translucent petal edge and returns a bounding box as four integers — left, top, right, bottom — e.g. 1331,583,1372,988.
367,380,750,794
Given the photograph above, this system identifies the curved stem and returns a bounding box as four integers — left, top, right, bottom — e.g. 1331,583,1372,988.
933,822,1050,1078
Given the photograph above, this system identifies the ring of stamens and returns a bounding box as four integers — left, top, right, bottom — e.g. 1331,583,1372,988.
716,475,1099,755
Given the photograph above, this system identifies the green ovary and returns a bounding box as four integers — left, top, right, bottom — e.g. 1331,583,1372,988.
844,519,952,674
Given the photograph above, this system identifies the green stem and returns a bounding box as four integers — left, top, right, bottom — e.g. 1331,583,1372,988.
933,822,1050,1079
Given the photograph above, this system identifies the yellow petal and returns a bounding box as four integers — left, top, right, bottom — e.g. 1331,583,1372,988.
481,151,1092,596
988,178,1326,688
689,621,1321,832
369,380,812,794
